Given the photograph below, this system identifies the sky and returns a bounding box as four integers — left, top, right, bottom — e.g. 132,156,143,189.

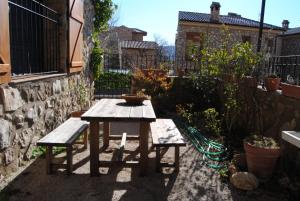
112,0,300,45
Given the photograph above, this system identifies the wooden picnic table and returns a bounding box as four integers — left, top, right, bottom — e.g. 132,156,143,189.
81,98,156,176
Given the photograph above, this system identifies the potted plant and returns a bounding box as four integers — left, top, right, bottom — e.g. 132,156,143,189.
281,75,300,99
244,135,280,179
264,74,281,92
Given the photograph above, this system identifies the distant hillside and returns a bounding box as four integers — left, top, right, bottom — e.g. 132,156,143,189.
162,45,175,57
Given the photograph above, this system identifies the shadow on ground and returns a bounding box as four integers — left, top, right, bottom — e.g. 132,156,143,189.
0,139,291,201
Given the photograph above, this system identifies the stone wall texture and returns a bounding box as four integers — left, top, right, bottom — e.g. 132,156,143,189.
278,34,300,56
0,0,94,182
175,23,280,63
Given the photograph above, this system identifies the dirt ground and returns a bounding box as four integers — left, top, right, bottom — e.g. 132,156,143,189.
0,123,291,201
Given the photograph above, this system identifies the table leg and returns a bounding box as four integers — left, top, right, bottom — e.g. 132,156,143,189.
90,121,100,176
140,122,150,176
103,122,110,148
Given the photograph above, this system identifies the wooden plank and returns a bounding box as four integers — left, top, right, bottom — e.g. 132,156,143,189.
175,146,180,172
68,0,83,72
117,133,127,161
37,118,89,146
66,146,73,174
139,122,149,176
81,99,156,122
99,160,139,167
109,135,139,140
103,122,110,148
282,131,300,148
156,147,160,172
150,119,186,146
46,146,53,174
142,100,156,120
90,121,100,176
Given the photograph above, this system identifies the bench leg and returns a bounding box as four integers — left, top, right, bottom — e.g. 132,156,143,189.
156,146,161,173
46,146,53,174
175,146,180,172
83,130,88,149
103,122,110,148
67,146,73,175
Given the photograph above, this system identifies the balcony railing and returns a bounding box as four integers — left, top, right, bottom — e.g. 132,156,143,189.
265,55,300,85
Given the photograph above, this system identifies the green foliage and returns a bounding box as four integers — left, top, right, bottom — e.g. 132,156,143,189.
176,104,196,125
31,146,66,159
231,42,261,78
203,108,221,136
90,40,103,80
223,83,240,135
91,0,117,80
218,166,229,180
93,0,117,33
245,135,280,149
95,71,131,90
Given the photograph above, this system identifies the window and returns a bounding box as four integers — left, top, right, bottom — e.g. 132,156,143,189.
265,38,274,53
185,32,204,60
242,36,251,43
8,0,60,75
0,0,83,84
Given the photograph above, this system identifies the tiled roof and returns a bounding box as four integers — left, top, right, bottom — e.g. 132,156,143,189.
120,41,158,49
131,28,147,34
179,11,284,30
281,27,300,36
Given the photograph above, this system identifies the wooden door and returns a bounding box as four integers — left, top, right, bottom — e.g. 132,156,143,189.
69,0,84,73
0,0,11,84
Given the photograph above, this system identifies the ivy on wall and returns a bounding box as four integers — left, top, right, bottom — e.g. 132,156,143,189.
91,0,117,79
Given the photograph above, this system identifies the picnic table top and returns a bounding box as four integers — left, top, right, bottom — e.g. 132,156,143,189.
81,98,156,122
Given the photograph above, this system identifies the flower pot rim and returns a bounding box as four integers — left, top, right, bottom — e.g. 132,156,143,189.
243,140,280,150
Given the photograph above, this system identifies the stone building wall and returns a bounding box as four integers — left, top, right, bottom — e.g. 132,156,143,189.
278,34,300,56
175,23,280,63
0,0,94,182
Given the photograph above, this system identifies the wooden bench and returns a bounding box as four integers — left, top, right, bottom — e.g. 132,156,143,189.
37,117,89,174
150,119,186,172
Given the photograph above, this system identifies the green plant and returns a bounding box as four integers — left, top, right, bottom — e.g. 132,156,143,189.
218,166,229,180
202,108,221,136
31,146,66,159
245,135,279,149
95,71,131,90
223,83,241,135
90,40,103,80
266,73,278,78
91,0,117,79
78,80,88,109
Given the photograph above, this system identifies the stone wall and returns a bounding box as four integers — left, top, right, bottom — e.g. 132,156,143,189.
278,34,300,56
175,23,280,63
239,86,300,177
0,0,94,182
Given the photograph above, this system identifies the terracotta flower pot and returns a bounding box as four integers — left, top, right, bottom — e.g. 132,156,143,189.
264,78,281,91
244,141,280,179
243,76,258,88
71,110,86,118
281,83,300,99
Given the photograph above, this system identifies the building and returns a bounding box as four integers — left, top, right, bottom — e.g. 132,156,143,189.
175,2,285,64
0,0,93,179
276,23,300,56
101,25,158,69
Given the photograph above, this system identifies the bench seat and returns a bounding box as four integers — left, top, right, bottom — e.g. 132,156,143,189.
150,119,186,172
37,117,89,174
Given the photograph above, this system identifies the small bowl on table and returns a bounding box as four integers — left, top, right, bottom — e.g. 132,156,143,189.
121,94,148,105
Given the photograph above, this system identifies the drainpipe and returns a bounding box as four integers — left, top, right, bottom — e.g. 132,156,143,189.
257,0,266,52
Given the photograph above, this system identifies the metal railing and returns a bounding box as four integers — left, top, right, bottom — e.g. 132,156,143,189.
102,53,200,72
265,55,300,85
8,0,60,75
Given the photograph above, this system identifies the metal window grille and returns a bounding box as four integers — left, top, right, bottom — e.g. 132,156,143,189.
8,0,60,75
